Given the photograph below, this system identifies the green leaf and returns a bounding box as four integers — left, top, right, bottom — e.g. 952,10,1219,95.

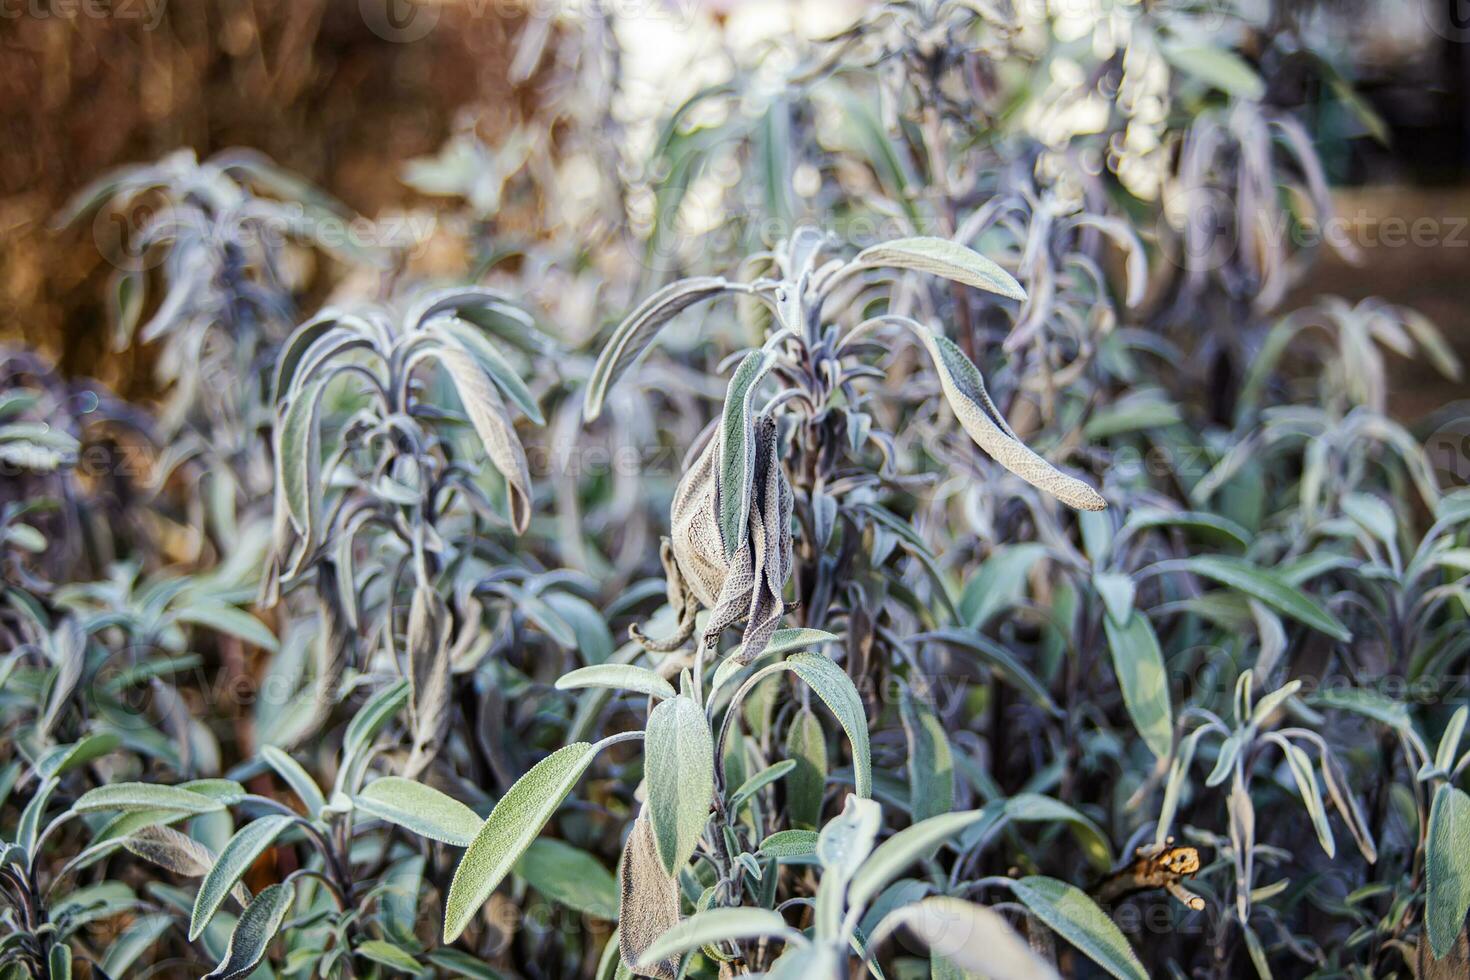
278,374,328,544
1427,785,1470,959
1342,493,1396,548
728,759,798,815
852,237,1026,300
637,908,802,969
759,829,819,862
433,317,543,424
848,809,991,912
204,882,295,980
444,742,598,941
1009,876,1148,980
173,602,279,653
1279,740,1334,858
516,838,618,919
190,815,295,940
37,733,122,780
1160,41,1266,99
356,777,482,847
1001,795,1115,870
899,687,953,821
909,324,1105,511
1103,612,1174,760
101,912,173,977
913,629,1059,715
1120,508,1251,550
555,664,676,700
48,944,71,980
1437,707,1469,773
583,276,732,421
959,544,1048,629
646,695,714,875
717,350,776,556
1170,555,1351,642
435,344,534,534
75,783,224,816
783,709,828,829
787,653,872,799
259,746,325,817
1093,572,1136,628
356,940,422,974
1308,687,1410,732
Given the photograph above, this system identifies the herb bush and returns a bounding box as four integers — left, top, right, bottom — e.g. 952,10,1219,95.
3,2,1469,978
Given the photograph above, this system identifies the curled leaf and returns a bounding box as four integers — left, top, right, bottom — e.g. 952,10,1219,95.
911,324,1105,510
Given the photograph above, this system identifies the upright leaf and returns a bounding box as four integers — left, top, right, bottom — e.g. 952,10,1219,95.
1102,612,1174,760
204,882,295,980
190,815,295,940
1427,785,1470,959
444,742,598,941
646,695,714,875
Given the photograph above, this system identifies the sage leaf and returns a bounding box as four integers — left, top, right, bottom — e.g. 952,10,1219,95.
1427,785,1470,959
584,276,732,421
190,815,295,940
1009,876,1148,980
1102,612,1174,760
444,741,598,941
204,882,295,980
852,237,1026,300
646,695,714,875
911,324,1105,510
555,664,677,700
356,777,482,847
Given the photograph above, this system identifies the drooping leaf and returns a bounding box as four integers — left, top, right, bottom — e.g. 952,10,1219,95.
717,350,776,556
878,897,1059,980
1009,876,1148,980
786,653,872,799
1170,555,1350,642
848,809,991,912
584,277,732,421
637,908,802,970
619,810,681,980
259,745,325,817
910,324,1106,511
434,344,534,534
